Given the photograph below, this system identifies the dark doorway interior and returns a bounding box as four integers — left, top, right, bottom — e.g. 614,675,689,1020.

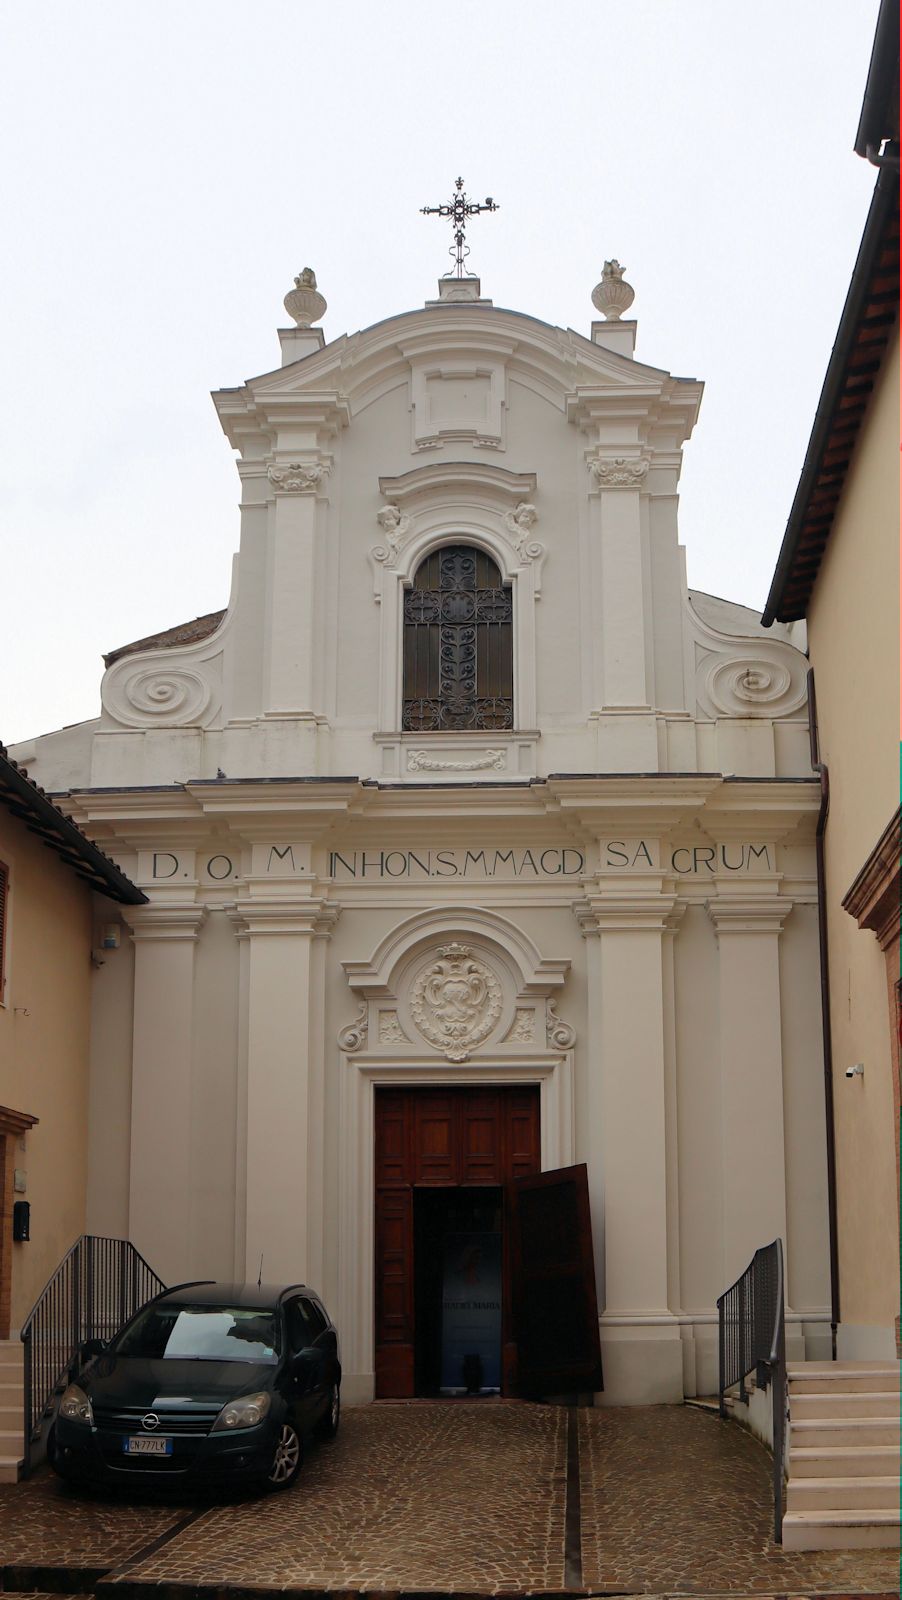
413,1186,503,1396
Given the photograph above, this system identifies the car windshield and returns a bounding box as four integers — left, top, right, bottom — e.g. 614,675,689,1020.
114,1304,281,1363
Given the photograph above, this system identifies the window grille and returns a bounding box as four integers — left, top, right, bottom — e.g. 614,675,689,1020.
402,546,513,731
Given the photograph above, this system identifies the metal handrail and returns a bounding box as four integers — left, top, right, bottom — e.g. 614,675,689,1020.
717,1238,786,1545
19,1234,164,1476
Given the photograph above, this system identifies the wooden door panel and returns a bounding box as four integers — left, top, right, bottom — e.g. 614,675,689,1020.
508,1162,603,1396
374,1186,414,1397
413,1092,457,1184
374,1091,410,1186
505,1088,542,1179
461,1089,502,1184
375,1189,413,1337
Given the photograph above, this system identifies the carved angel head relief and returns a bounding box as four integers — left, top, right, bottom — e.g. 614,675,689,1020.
409,943,503,1061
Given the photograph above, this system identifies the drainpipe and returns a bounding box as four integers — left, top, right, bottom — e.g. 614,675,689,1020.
809,670,840,1358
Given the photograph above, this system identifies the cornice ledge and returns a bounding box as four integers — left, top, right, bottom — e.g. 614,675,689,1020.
378,462,537,507
225,896,339,938
122,903,208,941
573,892,683,936
705,894,793,934
841,806,901,948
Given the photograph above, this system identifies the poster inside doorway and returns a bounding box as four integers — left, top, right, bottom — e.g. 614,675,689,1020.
440,1231,502,1392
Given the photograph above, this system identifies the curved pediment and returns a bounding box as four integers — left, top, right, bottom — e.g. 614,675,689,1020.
213,303,703,449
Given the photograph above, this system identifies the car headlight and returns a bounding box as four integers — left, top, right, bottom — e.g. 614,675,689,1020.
59,1384,94,1425
211,1391,271,1431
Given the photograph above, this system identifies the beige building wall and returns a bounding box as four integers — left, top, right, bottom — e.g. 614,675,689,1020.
0,810,93,1332
806,327,900,1358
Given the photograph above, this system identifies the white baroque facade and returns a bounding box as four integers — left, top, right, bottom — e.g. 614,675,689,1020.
16,269,830,1404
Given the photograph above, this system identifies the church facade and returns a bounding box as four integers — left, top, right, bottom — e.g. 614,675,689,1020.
17,259,832,1404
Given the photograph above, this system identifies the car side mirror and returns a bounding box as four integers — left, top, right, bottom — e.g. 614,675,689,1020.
80,1338,106,1363
291,1348,318,1376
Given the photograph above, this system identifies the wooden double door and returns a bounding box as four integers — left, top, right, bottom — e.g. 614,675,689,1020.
374,1085,602,1399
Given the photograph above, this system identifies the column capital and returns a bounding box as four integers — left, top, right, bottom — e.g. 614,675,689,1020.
587,452,651,491
267,456,332,495
705,894,793,935
226,895,340,939
573,890,684,937
122,903,207,942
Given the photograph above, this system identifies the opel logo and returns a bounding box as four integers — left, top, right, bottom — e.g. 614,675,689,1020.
142,1412,160,1431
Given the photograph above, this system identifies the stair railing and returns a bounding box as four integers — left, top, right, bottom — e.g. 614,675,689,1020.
20,1234,164,1476
717,1237,786,1545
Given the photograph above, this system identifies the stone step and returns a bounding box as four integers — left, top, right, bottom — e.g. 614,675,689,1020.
791,1390,901,1419
790,1417,900,1450
0,1428,24,1453
788,1362,900,1394
782,1508,901,1551
0,1404,22,1430
790,1443,901,1477
0,1454,22,1485
787,1474,901,1513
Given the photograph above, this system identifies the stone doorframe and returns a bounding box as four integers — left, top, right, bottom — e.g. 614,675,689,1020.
0,1105,38,1338
335,906,577,1403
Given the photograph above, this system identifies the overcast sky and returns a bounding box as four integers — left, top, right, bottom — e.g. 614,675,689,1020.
1,0,880,746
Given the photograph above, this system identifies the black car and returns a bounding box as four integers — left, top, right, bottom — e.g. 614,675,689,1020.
52,1281,341,1491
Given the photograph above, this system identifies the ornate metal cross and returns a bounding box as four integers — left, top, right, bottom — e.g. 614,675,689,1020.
421,177,499,278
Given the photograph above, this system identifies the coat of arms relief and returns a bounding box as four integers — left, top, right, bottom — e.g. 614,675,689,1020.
409,943,503,1061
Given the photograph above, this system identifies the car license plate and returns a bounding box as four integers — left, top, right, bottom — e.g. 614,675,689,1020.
123,1435,173,1456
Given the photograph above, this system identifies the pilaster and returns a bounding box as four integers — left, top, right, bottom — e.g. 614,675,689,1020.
228,892,339,1288
706,894,793,1292
574,878,684,1402
265,457,331,715
123,902,207,1283
587,452,651,711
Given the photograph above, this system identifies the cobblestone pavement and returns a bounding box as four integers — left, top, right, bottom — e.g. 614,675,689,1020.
0,1403,898,1596
107,1402,567,1595
0,1466,191,1572
580,1405,900,1594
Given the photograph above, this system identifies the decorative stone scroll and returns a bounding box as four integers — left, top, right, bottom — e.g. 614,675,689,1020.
267,461,331,493
372,504,412,568
546,999,576,1050
503,502,538,554
337,999,368,1053
103,662,219,729
409,943,503,1062
686,595,808,721
705,657,804,717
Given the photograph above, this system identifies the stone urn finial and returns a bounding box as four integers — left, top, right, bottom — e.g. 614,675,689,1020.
591,259,635,321
283,267,327,327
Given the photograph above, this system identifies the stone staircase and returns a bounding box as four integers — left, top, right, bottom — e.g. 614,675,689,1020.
783,1360,901,1550
0,1338,25,1483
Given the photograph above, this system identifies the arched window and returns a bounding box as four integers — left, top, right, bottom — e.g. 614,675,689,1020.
402,545,513,731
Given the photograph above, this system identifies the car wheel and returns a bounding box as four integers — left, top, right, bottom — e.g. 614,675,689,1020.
315,1382,341,1440
267,1422,303,1489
